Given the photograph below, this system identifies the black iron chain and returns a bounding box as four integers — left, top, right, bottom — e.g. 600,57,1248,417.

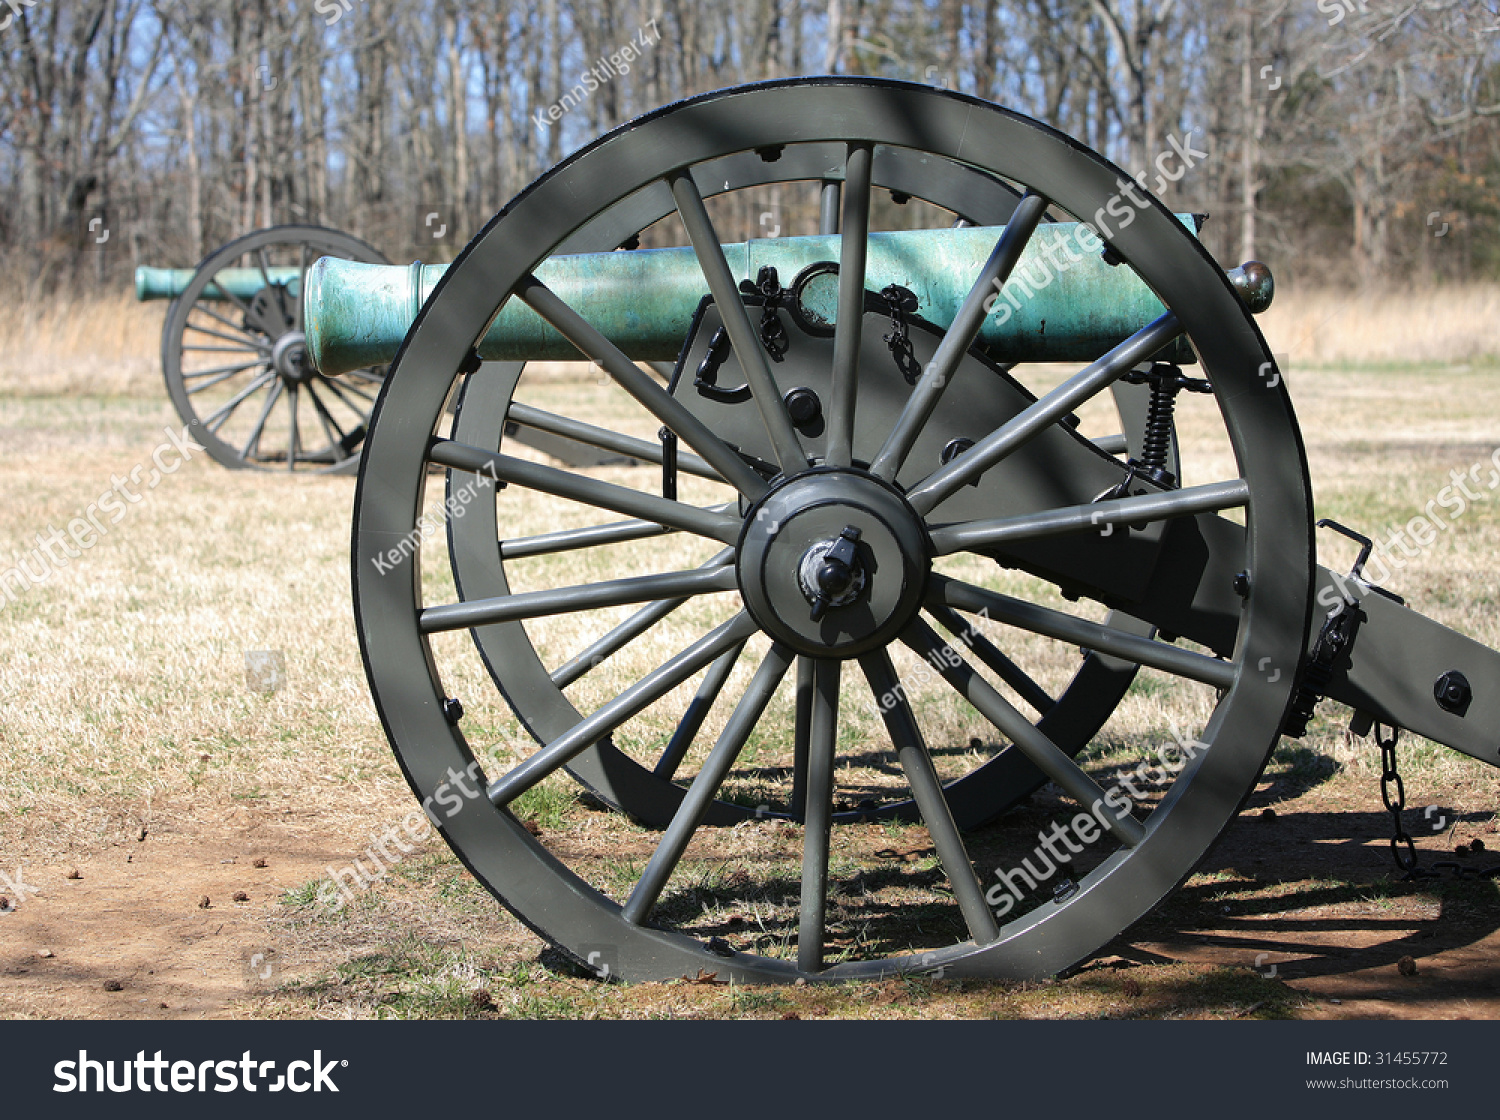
1377,723,1422,876
881,284,922,383
1373,724,1500,881
738,266,789,361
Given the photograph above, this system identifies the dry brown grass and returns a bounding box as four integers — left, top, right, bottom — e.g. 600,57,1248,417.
0,291,164,399
1258,284,1500,368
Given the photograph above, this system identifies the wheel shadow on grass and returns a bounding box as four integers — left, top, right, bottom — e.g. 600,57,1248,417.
1113,806,1500,990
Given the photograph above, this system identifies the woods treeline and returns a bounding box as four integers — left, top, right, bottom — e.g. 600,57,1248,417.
2,0,1498,293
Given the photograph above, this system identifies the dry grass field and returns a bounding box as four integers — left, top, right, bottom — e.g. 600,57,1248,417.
2,286,1499,1020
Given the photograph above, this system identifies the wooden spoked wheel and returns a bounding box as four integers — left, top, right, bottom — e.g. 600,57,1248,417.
351,79,1312,981
162,226,388,473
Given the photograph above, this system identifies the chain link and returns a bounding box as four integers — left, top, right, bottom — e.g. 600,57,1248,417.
1376,723,1421,875
880,284,921,383
752,266,788,361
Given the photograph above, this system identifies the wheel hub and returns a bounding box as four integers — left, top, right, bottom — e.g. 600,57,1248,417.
737,469,929,657
272,330,313,383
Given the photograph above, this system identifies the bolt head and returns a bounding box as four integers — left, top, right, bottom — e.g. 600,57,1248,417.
783,387,821,427
1434,671,1472,715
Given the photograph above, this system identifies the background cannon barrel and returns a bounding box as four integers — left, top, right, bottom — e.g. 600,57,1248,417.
139,225,390,473
135,265,303,301
306,218,1269,375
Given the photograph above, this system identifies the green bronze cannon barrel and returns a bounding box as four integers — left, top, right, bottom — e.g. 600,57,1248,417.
306,219,1274,375
135,265,303,301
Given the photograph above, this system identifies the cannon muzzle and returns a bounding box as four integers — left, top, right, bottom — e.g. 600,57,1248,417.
304,219,1274,376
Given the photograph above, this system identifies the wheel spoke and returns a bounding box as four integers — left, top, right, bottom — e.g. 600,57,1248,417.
304,381,349,448
419,565,738,634
256,247,289,321
819,180,841,235
516,274,769,498
240,379,283,462
188,302,264,343
928,574,1235,690
321,375,378,411
502,508,733,561
928,479,1250,555
549,553,735,688
905,312,1183,515
622,643,794,924
824,143,873,468
183,343,267,354
861,650,1000,944
184,360,268,379
428,437,741,543
926,604,1055,715
507,402,722,482
869,191,1049,481
203,371,275,432
789,655,814,820
211,276,260,323
285,382,300,470
487,612,760,807
666,170,806,475
184,322,271,350
797,658,840,973
653,639,748,779
185,361,266,392
901,617,1146,847
294,242,309,330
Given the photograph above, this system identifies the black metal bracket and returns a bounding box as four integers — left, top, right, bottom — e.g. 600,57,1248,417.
1283,596,1363,738
659,427,678,501
1316,518,1405,604
692,327,751,403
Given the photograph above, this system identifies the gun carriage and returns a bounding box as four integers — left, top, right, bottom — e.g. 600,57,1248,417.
134,226,392,473
300,78,1500,983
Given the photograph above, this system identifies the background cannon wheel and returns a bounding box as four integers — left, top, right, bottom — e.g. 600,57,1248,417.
445,148,1155,831
162,225,389,473
353,78,1312,981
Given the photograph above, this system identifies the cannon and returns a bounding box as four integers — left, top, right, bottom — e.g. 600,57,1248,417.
136,225,636,474
305,78,1500,984
135,225,390,473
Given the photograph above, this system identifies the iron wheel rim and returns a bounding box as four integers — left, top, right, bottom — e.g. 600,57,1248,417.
352,77,1312,982
162,225,389,474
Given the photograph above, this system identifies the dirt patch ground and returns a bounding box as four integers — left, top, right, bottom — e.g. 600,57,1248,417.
3,759,1497,1020
2,801,341,1019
